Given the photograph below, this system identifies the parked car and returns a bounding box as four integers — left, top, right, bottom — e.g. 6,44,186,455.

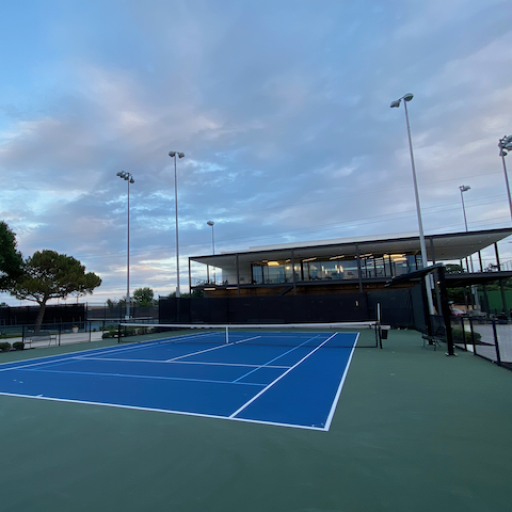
451,308,465,317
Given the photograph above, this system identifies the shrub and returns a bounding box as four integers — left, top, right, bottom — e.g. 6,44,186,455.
452,328,482,344
0,341,12,352
102,326,121,339
12,342,24,350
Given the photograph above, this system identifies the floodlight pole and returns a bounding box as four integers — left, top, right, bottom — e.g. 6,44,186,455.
391,93,433,314
402,99,429,272
459,185,475,277
499,135,512,223
207,221,215,254
116,171,135,319
459,185,470,232
169,151,185,297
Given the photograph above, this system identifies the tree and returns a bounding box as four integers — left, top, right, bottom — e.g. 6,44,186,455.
0,221,23,291
445,264,464,274
13,250,102,331
132,287,156,307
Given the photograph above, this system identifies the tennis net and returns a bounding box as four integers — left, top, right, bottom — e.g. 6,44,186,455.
117,321,384,349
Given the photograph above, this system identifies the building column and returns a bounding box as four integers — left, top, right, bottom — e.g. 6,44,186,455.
429,237,436,264
188,258,192,294
236,254,240,298
291,250,297,296
356,243,363,293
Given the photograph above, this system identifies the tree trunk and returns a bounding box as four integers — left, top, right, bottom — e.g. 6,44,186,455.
34,301,47,333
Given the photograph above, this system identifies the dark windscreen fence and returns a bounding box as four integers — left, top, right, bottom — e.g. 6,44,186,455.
367,289,415,328
410,283,428,333
160,293,371,325
0,304,86,326
87,305,158,321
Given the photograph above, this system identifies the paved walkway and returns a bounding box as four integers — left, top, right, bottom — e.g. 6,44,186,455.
5,331,105,350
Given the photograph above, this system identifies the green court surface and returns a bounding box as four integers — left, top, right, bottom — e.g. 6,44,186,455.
0,331,511,512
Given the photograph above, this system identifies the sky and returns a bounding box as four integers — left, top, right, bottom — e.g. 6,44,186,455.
1,0,512,306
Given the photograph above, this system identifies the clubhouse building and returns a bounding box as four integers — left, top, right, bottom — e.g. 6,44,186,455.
187,228,512,298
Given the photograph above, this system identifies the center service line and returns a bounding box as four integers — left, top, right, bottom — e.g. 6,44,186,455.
229,332,338,418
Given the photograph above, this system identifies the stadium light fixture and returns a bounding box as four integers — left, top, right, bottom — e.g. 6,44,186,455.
169,151,185,297
390,92,433,314
116,170,135,319
498,135,512,222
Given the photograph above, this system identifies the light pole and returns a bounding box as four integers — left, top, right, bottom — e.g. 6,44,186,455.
499,135,512,222
391,93,433,314
459,185,471,232
116,171,135,319
207,221,215,254
207,220,215,284
168,151,185,297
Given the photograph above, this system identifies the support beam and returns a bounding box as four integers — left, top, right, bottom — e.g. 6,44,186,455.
495,242,501,271
236,254,240,298
356,243,363,293
291,250,297,296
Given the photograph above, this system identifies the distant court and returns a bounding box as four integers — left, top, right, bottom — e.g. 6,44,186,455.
0,330,360,430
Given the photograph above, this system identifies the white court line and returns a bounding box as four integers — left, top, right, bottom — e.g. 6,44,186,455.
231,334,322,383
74,356,289,369
0,339,169,374
24,368,265,386
165,342,233,362
323,333,358,431
0,331,223,374
0,392,328,431
229,333,338,418
165,335,263,362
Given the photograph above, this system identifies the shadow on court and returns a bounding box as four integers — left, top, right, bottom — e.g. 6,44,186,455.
0,331,511,512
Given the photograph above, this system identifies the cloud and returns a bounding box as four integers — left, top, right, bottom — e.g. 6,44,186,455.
1,0,512,305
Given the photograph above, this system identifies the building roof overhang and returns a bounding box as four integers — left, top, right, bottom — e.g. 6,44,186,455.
190,228,512,272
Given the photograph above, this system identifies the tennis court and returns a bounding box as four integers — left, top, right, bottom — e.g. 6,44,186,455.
0,325,367,431
1,328,512,512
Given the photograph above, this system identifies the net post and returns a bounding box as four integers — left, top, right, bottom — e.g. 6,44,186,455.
226,325,229,344
117,323,121,344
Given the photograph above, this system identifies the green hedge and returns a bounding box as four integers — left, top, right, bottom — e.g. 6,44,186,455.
452,328,482,344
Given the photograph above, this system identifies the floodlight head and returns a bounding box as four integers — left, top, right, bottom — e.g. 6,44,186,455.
124,175,129,181
116,171,123,177
129,177,135,184
459,185,471,193
207,220,214,227
501,149,509,157
169,151,176,157
390,99,401,108
403,93,414,102
178,152,185,158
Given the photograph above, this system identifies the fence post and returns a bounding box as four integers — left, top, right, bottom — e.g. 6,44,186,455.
470,318,477,356
491,320,502,366
461,317,467,351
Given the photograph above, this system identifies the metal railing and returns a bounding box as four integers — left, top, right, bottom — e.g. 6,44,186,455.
0,321,116,351
431,315,512,370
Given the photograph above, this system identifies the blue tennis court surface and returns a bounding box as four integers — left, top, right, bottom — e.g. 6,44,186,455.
0,330,358,431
